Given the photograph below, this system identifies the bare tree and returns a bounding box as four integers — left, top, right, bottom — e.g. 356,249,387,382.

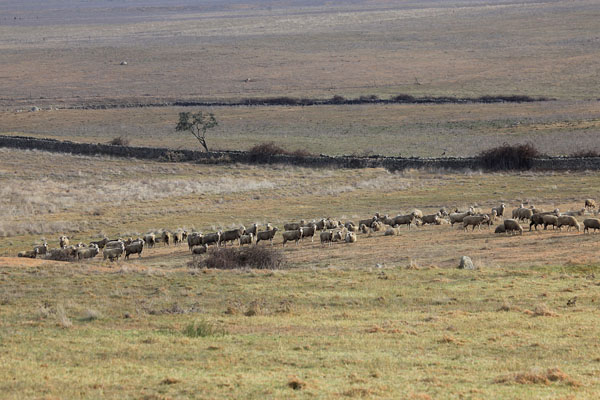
175,111,218,152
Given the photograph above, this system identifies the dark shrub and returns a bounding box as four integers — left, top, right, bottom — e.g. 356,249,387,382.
108,136,130,146
248,142,289,156
478,143,541,170
358,94,379,102
189,246,285,270
392,94,416,103
248,142,313,159
330,95,346,104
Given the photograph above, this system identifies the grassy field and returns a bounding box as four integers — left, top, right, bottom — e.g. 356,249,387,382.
3,0,600,397
2,100,600,157
2,150,600,397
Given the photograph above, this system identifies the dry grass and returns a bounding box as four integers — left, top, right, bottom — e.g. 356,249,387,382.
495,367,580,387
2,100,599,157
0,0,598,107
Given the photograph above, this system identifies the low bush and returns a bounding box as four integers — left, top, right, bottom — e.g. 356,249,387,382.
478,143,542,170
108,136,130,146
189,246,285,270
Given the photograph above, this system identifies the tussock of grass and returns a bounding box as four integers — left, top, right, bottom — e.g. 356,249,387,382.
494,367,579,386
182,320,225,338
160,377,181,385
523,303,559,317
56,304,72,329
287,376,306,390
80,309,101,322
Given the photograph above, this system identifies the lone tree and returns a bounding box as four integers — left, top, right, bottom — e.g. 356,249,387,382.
175,111,218,152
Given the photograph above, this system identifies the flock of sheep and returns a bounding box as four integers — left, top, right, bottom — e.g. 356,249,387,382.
16,199,600,262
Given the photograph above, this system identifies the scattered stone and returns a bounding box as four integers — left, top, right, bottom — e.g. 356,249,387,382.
458,256,475,270
120,61,128,65
30,106,40,112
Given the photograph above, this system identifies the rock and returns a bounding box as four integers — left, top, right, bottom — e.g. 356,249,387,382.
458,256,475,270
120,61,128,65
30,106,40,112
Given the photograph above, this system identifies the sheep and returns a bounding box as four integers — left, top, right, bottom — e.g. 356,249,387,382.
491,203,506,217
314,219,326,231
384,227,400,236
358,216,377,228
449,211,472,226
411,209,423,219
371,220,385,232
124,240,144,259
265,223,273,231
239,233,254,246
517,208,533,221
325,219,342,229
562,209,585,217
347,223,359,232
88,237,107,249
77,244,99,260
332,230,344,242
481,211,497,227
219,227,245,246
503,219,523,235
463,214,490,231
143,233,156,248
105,240,125,249
345,232,357,243
583,218,600,233
282,228,303,247
103,243,125,261
421,213,442,225
557,215,580,232
33,242,48,255
439,208,450,217
585,199,596,211
379,215,395,226
191,244,208,255
320,230,333,246
202,232,221,247
344,221,356,229
511,204,526,219
543,215,559,230
300,224,317,242
359,223,369,234
284,222,302,231
173,231,184,246
187,232,203,250
161,231,172,246
256,228,278,246
529,210,559,231
246,223,259,236
59,236,69,249
391,213,416,229
18,248,39,258
494,224,506,234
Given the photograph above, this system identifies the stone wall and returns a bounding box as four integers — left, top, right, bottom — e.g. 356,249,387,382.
1,135,599,171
